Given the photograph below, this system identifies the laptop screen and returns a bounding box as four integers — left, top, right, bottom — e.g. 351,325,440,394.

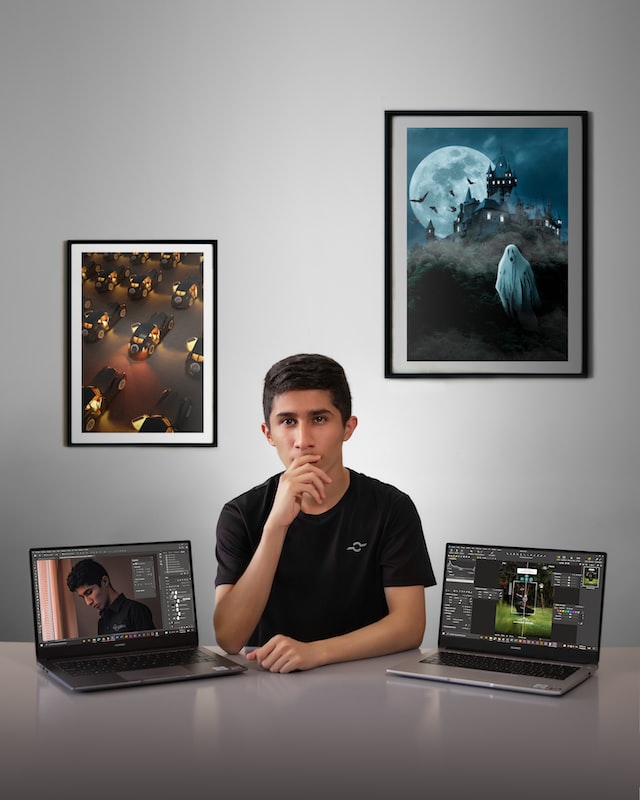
440,543,606,664
30,541,200,658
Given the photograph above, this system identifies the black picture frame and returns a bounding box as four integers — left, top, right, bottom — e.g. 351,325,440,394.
385,110,588,377
68,240,217,445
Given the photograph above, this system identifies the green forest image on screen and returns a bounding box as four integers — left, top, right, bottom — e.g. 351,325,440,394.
495,562,554,638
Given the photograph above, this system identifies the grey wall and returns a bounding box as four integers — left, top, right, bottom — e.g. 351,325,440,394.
1,0,638,647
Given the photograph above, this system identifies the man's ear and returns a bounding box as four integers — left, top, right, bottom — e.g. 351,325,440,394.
343,415,358,442
261,422,275,446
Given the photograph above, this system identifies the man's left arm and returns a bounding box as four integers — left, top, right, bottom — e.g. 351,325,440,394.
246,584,426,673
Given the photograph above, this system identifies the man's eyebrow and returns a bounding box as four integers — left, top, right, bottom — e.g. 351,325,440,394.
274,408,334,419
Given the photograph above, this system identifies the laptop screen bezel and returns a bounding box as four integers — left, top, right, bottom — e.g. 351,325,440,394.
437,542,606,666
30,540,200,661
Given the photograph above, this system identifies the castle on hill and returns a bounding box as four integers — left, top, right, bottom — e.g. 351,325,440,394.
425,149,564,244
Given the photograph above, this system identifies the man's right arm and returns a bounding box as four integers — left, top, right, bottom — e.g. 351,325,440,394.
213,455,331,654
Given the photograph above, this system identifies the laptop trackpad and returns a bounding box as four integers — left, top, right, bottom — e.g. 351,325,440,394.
118,666,191,681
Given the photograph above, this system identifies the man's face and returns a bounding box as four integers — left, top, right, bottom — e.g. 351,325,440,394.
262,389,356,474
74,575,110,611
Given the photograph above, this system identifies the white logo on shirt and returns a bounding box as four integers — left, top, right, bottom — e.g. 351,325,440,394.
346,541,368,553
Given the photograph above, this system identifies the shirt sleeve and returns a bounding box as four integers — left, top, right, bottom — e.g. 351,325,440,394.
215,476,279,587
130,601,155,631
214,500,253,587
379,491,437,588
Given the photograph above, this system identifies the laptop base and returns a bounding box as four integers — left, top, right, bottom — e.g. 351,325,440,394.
387,648,597,696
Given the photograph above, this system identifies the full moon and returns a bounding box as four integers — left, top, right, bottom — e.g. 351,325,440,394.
409,146,492,239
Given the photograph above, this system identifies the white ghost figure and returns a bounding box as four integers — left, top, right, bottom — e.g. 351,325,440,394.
495,244,541,331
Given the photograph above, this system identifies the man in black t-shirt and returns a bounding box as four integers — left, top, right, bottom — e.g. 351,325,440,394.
214,354,436,673
67,558,154,635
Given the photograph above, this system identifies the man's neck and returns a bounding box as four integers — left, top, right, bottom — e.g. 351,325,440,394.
105,587,120,608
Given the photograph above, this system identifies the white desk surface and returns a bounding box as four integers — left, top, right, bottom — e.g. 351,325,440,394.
1,643,638,800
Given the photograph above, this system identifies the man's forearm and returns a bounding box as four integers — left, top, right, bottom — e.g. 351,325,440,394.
312,596,425,668
250,587,426,673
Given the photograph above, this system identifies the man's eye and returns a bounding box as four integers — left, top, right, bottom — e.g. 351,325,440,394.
314,416,327,423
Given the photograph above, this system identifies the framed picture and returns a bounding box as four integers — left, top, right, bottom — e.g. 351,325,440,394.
385,111,588,377
68,241,217,445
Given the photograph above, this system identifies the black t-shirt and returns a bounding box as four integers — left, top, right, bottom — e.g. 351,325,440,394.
215,470,436,646
98,593,155,635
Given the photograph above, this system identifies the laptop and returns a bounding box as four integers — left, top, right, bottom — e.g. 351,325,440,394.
29,540,246,691
387,542,606,696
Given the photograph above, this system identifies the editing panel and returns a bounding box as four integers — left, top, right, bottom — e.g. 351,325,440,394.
158,548,196,630
440,544,606,655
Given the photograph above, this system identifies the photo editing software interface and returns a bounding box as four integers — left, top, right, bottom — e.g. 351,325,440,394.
32,541,197,647
442,544,605,655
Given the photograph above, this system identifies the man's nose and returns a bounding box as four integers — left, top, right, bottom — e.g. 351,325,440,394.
295,422,314,449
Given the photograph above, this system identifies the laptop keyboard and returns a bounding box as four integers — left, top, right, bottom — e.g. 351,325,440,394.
60,649,215,677
421,651,579,680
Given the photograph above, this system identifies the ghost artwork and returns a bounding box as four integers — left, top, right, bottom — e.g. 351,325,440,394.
495,244,541,331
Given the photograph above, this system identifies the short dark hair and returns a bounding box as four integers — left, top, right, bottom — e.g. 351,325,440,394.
263,354,352,427
66,559,110,593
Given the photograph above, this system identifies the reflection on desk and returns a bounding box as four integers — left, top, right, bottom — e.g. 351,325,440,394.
0,643,638,800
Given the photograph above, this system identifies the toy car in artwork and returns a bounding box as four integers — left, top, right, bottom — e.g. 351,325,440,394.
127,268,163,299
129,252,150,266
160,252,181,269
185,336,204,377
81,258,99,281
131,388,193,433
128,311,174,358
82,301,127,341
95,263,131,292
171,276,200,308
82,366,126,431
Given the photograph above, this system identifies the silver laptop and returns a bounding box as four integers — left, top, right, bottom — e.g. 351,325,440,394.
388,542,606,696
29,540,246,691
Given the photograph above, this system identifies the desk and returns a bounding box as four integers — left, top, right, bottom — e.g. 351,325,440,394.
1,644,638,800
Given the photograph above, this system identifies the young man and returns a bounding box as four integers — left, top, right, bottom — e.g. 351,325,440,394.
214,354,436,672
67,558,155,635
